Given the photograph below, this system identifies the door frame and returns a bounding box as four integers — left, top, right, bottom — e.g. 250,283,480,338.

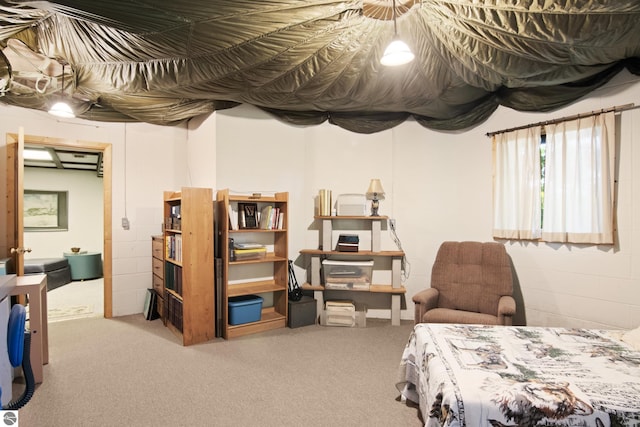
6,132,113,318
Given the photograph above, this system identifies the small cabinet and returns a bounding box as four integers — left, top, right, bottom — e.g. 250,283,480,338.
300,216,406,325
151,235,165,322
217,189,288,339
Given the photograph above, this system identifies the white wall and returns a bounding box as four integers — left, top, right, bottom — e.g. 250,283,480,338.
2,69,639,329
23,168,103,259
0,111,187,316
212,70,640,330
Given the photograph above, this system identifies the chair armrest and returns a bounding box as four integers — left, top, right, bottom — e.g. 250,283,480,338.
412,288,439,324
497,295,517,326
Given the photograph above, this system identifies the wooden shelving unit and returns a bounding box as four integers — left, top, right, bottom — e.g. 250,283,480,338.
300,215,406,325
217,189,288,339
163,187,215,346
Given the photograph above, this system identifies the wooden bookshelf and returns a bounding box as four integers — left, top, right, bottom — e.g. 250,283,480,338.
163,187,215,346
217,189,288,339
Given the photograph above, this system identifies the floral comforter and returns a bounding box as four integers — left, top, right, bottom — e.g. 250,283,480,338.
397,324,640,427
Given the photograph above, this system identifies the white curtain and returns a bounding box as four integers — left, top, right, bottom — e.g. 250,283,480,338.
492,127,542,240
541,112,615,244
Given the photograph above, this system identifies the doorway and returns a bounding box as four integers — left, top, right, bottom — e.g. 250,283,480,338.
6,132,113,318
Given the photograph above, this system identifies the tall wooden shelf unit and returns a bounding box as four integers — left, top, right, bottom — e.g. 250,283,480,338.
217,189,288,339
163,187,215,346
300,215,406,325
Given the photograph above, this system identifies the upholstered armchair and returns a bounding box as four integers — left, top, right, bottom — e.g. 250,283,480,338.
413,241,516,326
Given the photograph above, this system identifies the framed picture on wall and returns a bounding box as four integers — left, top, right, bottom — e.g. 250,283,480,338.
24,190,69,231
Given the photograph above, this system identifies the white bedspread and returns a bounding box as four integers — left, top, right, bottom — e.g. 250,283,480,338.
397,323,640,427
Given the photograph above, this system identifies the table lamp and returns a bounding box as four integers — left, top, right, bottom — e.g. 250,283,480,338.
366,179,385,216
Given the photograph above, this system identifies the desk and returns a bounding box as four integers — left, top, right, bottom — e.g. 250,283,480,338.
10,274,48,384
63,252,103,281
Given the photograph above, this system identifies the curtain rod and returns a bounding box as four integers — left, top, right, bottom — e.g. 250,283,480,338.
485,103,636,138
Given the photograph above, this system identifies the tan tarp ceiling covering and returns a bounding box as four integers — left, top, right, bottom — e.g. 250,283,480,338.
0,0,639,133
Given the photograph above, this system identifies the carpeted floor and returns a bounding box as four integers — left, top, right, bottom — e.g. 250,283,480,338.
16,315,423,426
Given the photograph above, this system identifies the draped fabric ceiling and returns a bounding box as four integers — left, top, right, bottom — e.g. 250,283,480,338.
0,0,639,133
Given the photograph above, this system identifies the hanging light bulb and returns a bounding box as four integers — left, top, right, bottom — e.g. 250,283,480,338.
49,101,75,118
49,61,75,118
381,0,414,66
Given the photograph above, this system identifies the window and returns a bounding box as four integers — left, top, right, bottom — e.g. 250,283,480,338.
492,112,615,244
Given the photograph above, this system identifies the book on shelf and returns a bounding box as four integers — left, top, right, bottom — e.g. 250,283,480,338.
318,189,332,216
167,292,183,332
259,205,272,229
238,202,258,229
257,205,283,230
227,204,239,230
165,234,182,262
164,263,183,295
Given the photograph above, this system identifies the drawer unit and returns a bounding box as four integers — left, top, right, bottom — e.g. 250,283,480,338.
152,236,164,259
152,257,164,279
151,235,165,321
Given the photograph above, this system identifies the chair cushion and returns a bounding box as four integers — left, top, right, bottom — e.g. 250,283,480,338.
23,258,69,274
423,308,500,325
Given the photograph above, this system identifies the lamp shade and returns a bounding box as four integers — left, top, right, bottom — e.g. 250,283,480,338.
48,101,75,118
366,179,385,199
381,36,414,66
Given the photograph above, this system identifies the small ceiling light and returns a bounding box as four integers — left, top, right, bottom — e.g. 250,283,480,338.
48,61,75,118
381,0,415,66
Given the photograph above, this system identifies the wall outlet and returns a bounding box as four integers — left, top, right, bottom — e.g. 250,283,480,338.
389,218,396,230
121,217,130,230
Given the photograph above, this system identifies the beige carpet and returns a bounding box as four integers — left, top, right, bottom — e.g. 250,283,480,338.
17,315,423,426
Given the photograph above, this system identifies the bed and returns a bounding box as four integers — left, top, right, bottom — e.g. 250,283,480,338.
397,323,640,426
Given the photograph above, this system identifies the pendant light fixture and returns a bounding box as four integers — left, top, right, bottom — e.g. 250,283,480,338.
380,0,414,66
48,61,75,118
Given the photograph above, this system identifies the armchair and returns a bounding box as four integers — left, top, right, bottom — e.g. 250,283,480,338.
413,241,516,326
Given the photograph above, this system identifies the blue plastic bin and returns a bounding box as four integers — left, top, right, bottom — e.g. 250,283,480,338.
228,295,263,325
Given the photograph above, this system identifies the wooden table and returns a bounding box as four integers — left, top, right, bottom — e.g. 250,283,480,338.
10,274,48,384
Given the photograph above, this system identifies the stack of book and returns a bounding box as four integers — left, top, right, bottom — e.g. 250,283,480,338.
337,234,359,252
258,205,284,230
165,234,182,261
318,189,332,216
324,300,355,327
